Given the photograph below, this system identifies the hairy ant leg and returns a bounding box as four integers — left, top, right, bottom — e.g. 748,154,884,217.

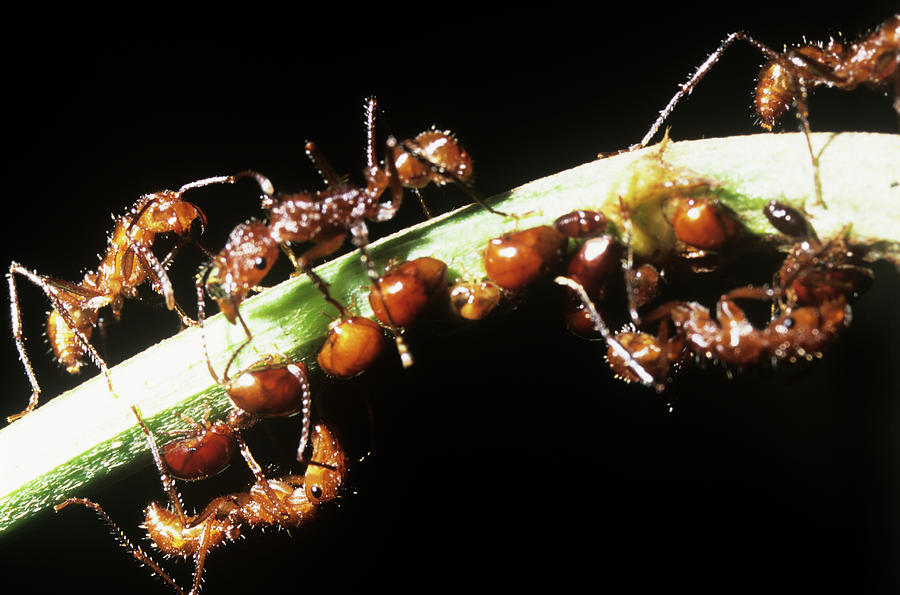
6,264,113,421
555,275,675,390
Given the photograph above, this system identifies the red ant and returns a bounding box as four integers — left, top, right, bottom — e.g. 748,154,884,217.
161,402,236,482
197,278,313,462
368,256,447,328
635,15,900,207
483,225,568,291
560,200,871,389
317,316,386,379
201,97,504,371
552,197,743,390
55,404,348,595
6,171,270,422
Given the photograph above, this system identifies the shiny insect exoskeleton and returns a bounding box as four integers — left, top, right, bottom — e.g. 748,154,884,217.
6,172,268,422
201,97,500,370
161,403,236,482
368,257,448,328
317,316,386,379
635,15,900,206
56,405,348,595
483,225,568,291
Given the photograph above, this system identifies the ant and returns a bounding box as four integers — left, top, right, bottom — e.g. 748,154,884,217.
553,196,743,390
56,403,348,595
161,402,236,482
483,225,568,291
6,171,270,422
197,280,313,461
561,200,871,390
318,315,386,379
635,15,900,207
201,97,506,372
368,256,448,328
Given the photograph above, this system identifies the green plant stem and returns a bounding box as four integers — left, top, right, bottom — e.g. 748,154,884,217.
0,132,897,533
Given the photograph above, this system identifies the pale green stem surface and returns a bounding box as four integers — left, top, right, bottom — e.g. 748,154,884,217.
0,132,898,533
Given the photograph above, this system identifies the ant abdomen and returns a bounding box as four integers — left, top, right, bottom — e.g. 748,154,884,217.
368,257,447,327
763,200,815,239
162,420,236,482
483,225,568,291
552,209,608,238
667,196,741,251
448,280,502,321
317,316,385,378
225,361,311,418
46,308,96,374
394,130,473,188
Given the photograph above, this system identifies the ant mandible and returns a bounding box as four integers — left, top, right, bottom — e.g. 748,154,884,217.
56,403,348,595
635,15,900,207
6,171,271,422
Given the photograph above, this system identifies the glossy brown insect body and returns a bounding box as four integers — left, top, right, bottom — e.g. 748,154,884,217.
198,276,314,462
448,280,502,321
162,404,236,482
317,316,385,378
6,172,268,422
368,257,448,327
202,98,494,370
483,225,568,291
667,196,741,252
764,200,873,307
56,406,348,595
637,15,900,206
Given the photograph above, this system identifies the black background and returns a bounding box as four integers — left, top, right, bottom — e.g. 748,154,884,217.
1,6,898,593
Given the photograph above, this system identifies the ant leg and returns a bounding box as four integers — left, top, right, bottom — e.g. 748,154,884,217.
7,263,115,420
231,427,294,519
195,277,257,384
350,222,413,368
130,404,189,525
635,31,781,149
287,236,352,317
54,498,185,595
555,275,656,386
365,96,379,172
7,264,44,421
791,82,827,208
190,521,216,595
304,141,343,187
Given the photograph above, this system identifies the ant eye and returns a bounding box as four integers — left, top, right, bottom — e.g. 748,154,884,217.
254,257,267,270
309,485,323,500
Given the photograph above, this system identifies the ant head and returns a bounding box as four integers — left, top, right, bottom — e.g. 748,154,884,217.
303,423,348,504
204,221,279,322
